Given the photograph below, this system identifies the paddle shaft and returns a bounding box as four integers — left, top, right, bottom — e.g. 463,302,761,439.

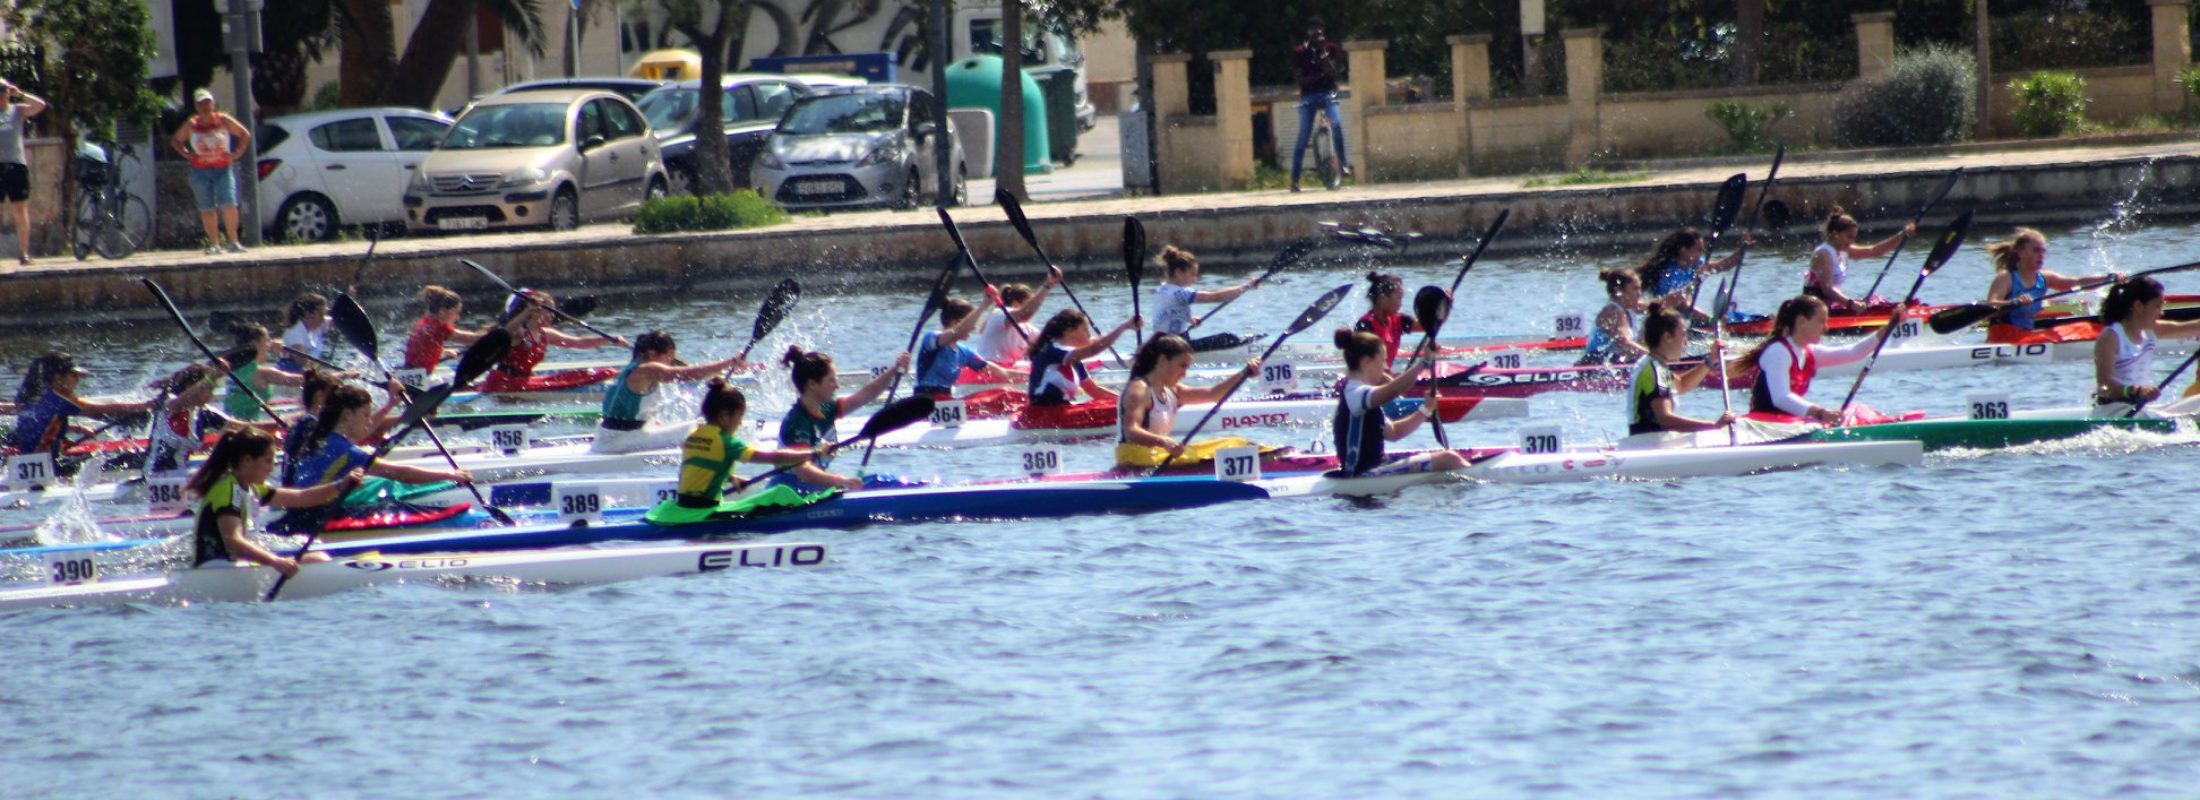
2127,348,2200,417
1447,209,1510,298
1834,272,1934,418
337,298,512,525
1861,168,1963,299
141,280,287,423
858,278,947,470
461,259,626,343
1693,150,1785,312
999,192,1126,365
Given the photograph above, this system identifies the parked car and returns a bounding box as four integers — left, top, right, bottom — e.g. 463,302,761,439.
751,85,968,211
405,89,667,233
496,77,669,105
634,74,812,194
255,108,452,242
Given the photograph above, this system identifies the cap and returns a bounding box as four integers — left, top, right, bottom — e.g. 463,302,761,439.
191,88,214,104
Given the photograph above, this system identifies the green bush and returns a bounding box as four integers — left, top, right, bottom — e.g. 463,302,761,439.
2009,71,2089,138
1832,45,1977,148
1705,100,1791,152
2178,66,2200,115
633,191,789,234
1989,10,2147,71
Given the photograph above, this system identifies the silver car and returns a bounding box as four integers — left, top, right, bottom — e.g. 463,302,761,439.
751,85,967,210
405,89,667,232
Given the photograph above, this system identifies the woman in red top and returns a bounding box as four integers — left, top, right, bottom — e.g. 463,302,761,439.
481,290,623,393
170,88,252,254
1351,272,1418,362
402,285,484,375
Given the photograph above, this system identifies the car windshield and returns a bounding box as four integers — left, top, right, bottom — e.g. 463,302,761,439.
442,103,567,149
778,94,902,135
637,89,697,130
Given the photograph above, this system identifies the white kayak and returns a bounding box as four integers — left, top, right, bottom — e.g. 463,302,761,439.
1463,440,1923,484
1,539,829,610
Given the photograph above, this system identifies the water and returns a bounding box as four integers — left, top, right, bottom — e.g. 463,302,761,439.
8,219,2200,798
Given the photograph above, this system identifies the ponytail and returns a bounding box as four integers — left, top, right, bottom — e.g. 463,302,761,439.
1364,271,1402,300
1984,228,2046,274
781,346,836,392
2101,275,2165,325
700,378,747,423
1334,327,1385,370
1130,334,1192,382
1159,245,1199,275
1821,205,1857,239
186,428,278,499
1639,302,1688,353
1636,228,1704,289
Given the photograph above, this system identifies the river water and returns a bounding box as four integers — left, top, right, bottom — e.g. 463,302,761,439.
6,214,2200,798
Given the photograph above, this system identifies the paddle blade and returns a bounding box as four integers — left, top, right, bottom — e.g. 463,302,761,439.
1188,332,1260,352
1926,303,1997,334
856,396,937,440
1272,236,1323,270
449,328,513,391
1921,209,1974,274
329,293,383,367
1711,277,1734,321
1709,173,1748,235
937,207,975,264
1122,217,1145,287
998,188,1037,243
753,279,801,344
561,295,600,318
1412,285,1452,335
1285,284,1354,338
922,255,959,318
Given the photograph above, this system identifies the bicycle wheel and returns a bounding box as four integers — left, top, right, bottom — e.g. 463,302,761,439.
1312,123,1341,190
95,196,151,260
71,194,98,260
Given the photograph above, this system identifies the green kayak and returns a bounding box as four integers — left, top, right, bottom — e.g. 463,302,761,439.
645,484,841,525
1794,416,2177,452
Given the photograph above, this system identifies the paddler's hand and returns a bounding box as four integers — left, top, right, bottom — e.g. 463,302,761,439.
449,469,476,484
1900,222,1917,239
271,556,301,578
1045,265,1063,286
891,351,912,373
2132,384,2162,402
1806,406,1841,424
1714,411,1737,427
829,473,864,491
385,377,406,397
339,469,366,493
1242,357,1263,377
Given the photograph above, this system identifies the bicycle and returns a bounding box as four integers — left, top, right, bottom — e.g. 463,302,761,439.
72,141,151,260
1297,88,1350,191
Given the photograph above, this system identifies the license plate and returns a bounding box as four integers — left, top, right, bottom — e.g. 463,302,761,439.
792,179,840,196
437,216,488,231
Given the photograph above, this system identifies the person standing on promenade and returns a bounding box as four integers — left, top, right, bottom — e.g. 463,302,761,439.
171,88,252,255
0,77,47,266
1287,17,1352,193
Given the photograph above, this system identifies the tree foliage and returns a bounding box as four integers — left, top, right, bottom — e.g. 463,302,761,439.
2,0,162,137
624,0,748,195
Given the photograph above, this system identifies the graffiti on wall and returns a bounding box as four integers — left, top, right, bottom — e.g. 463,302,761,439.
622,0,937,74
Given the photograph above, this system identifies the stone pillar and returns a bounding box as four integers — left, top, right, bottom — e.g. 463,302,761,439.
1562,27,1603,167
2150,0,2192,115
1344,39,1387,181
1151,53,1191,192
1853,11,1897,81
1449,34,1492,178
1211,49,1255,189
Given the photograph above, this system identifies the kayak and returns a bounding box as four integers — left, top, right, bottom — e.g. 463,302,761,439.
0,539,828,610
1463,440,1922,483
1776,415,2178,451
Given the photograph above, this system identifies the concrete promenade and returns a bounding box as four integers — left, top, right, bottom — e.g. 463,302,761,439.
8,137,2200,330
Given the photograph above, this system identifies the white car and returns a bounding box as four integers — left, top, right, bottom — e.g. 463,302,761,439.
256,108,453,242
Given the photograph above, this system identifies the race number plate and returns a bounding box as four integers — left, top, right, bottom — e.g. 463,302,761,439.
929,399,967,429
1214,445,1261,482
553,482,604,526
486,425,530,455
1965,392,2012,420
1517,424,1564,454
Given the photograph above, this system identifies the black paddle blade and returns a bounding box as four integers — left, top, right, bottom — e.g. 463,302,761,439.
998,188,1036,241
937,207,975,264
1709,173,1748,235
329,293,383,367
1926,303,1996,334
1188,332,1261,352
561,295,600,318
1921,209,1975,274
1412,285,1452,335
1122,217,1146,286
858,396,937,439
753,279,801,344
450,328,513,391
460,258,515,293
1273,236,1323,270
922,255,960,318
1286,284,1355,337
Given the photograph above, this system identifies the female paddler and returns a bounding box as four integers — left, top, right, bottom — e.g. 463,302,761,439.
1353,272,1418,362
2090,276,2200,416
146,363,244,475
277,385,470,529
1332,329,1466,476
1154,246,1262,337
1634,227,1749,323
1735,295,1911,424
402,285,484,376
222,323,306,422
1114,334,1261,470
1803,206,1914,314
1625,303,1734,439
590,330,749,454
1982,228,2119,344
914,297,1026,402
646,379,848,524
9,352,154,469
774,345,909,491
1579,267,1650,366
186,428,360,578
971,266,1061,364
277,292,332,372
481,290,625,394
1019,308,1139,428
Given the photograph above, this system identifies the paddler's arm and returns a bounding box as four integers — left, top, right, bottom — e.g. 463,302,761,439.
1985,271,2020,307
1068,316,1140,363
2157,318,2200,341
1650,395,1733,432
72,395,154,416
1009,267,1062,323
267,470,364,509
1596,305,1648,359
216,514,303,577
1192,277,1259,304
2042,269,2117,291
1850,224,1916,258
794,462,861,491
1178,359,1258,405
446,326,485,347
643,355,745,382
367,459,471,485
937,303,988,348
540,327,626,350
839,352,910,412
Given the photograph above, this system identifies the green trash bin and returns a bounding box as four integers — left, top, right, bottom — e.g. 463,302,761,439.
944,55,1052,176
1030,66,1080,164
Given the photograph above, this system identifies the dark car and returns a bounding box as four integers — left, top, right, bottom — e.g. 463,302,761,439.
634,75,813,193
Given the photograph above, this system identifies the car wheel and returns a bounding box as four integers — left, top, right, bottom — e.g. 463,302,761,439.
645,175,669,204
275,194,338,242
549,187,580,231
894,168,920,210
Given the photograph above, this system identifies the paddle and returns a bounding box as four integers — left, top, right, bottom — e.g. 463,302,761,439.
1124,217,1146,351
560,295,601,319
1410,285,1454,450
344,225,381,293
460,258,627,343
280,344,349,373
1861,167,1964,300
937,207,1034,348
1446,209,1510,298
2127,349,2200,418
1833,209,1975,420
731,396,938,493
1683,173,1750,309
998,189,1126,366
1925,259,2200,334
267,328,511,601
1149,284,1353,474
142,279,287,423
1710,277,1738,446
1188,236,1324,330
329,293,517,525
724,279,801,379
1691,154,1782,315
1188,332,1263,352
859,256,961,470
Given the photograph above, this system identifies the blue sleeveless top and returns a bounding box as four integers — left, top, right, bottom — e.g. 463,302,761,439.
2003,270,2049,329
